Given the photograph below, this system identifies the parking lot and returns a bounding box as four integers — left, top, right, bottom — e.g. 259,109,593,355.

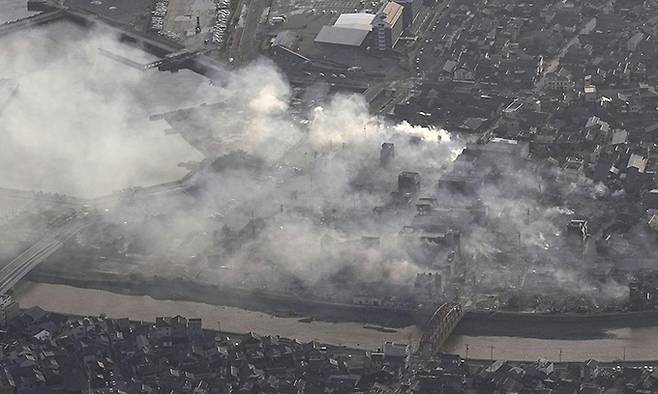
270,0,374,17
161,0,217,48
211,0,231,46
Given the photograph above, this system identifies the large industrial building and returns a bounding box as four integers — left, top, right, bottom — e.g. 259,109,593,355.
314,13,376,47
314,0,406,51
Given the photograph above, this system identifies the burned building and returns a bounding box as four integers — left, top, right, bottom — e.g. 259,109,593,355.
644,189,658,209
374,171,422,212
415,197,437,216
437,172,485,197
402,227,463,276
566,219,590,243
414,272,443,303
625,153,648,198
380,142,395,167
442,138,531,191
398,171,421,196
629,271,658,310
464,138,530,161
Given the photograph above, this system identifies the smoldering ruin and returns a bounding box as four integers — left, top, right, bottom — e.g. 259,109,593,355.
1,17,656,319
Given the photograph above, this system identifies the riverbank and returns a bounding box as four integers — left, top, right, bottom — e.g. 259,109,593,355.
17,281,658,362
445,310,658,362
17,278,658,361
455,310,658,340
29,267,658,340
27,269,419,328
15,281,419,351
443,327,658,362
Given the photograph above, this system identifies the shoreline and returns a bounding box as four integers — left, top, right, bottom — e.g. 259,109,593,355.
14,281,419,351
16,276,658,361
26,269,419,328
454,310,658,340
27,269,658,341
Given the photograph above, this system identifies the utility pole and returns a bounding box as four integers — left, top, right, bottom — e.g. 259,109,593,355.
623,347,626,361
465,344,469,359
489,345,495,360
559,348,562,362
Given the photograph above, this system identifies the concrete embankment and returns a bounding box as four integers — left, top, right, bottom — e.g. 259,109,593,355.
28,268,658,340
16,281,419,350
26,270,418,328
456,310,658,340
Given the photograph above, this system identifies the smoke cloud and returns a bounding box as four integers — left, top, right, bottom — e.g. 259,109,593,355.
0,21,634,310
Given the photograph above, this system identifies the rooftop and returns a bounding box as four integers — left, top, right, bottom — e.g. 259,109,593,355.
314,12,375,46
314,25,371,46
334,13,375,30
379,1,403,27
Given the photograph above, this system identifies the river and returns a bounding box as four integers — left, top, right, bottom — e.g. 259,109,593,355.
16,282,658,361
443,328,658,362
15,282,419,351
16,281,658,361
4,2,658,362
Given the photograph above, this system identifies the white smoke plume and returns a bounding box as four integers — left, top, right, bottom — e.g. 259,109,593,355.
0,21,636,309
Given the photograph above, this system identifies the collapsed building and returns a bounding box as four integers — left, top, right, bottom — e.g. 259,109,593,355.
629,271,658,310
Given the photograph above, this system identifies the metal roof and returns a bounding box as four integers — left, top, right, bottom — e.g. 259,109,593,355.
314,25,370,46
628,153,647,172
335,13,375,30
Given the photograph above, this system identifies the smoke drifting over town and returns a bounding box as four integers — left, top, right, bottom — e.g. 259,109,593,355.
0,23,207,198
0,23,632,311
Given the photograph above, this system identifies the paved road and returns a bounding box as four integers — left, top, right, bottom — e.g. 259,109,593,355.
0,188,86,207
413,0,462,78
228,0,267,63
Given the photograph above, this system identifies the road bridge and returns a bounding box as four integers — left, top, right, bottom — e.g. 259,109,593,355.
0,213,89,295
419,302,464,355
0,188,87,207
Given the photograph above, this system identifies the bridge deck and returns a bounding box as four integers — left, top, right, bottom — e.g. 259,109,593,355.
419,302,464,355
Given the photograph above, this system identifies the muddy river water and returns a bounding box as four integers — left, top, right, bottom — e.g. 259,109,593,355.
16,282,658,361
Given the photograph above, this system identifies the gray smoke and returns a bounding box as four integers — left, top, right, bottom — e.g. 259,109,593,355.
0,22,631,308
